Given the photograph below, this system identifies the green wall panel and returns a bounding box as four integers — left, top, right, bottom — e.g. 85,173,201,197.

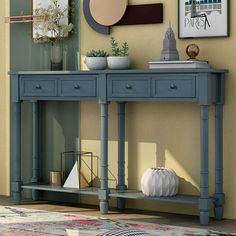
10,0,80,200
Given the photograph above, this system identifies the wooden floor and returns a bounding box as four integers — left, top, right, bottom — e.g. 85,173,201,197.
1,195,236,233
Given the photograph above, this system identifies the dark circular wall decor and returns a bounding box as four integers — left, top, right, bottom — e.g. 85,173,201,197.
89,0,128,26
83,0,110,34
83,0,163,35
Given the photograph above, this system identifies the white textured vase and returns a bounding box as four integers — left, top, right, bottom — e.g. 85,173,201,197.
84,57,107,70
141,167,179,197
107,56,130,69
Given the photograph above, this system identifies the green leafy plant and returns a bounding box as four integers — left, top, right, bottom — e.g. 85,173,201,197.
86,50,109,57
33,0,74,43
110,37,129,56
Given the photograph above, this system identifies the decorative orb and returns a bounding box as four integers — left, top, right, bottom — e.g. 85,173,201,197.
141,167,179,197
186,44,199,60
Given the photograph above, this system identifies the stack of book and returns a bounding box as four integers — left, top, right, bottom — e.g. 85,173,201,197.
148,60,209,69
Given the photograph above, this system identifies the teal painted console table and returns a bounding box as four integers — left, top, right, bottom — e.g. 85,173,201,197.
10,68,227,225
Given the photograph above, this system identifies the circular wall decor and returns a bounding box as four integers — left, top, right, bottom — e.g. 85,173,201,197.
89,0,128,26
83,0,110,35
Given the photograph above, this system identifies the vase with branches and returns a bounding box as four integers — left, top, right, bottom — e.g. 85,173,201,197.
33,0,74,70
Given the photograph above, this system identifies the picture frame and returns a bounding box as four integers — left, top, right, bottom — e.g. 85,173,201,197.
178,0,229,39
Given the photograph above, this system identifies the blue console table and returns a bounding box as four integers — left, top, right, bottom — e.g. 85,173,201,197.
10,68,227,225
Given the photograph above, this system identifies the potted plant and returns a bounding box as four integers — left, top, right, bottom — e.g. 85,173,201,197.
107,37,130,69
85,50,109,70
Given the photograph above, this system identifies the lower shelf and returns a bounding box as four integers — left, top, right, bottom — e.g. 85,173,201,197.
22,183,211,205
110,190,200,205
22,183,99,195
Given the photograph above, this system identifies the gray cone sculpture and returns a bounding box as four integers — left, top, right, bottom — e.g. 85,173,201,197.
160,23,179,61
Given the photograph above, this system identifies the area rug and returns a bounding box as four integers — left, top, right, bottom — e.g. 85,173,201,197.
0,206,234,236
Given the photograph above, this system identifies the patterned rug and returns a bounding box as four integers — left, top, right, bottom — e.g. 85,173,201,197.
0,206,235,236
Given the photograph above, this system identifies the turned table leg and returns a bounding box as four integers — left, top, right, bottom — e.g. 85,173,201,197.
214,104,225,220
99,102,109,213
199,105,210,225
12,102,22,204
117,102,127,210
31,101,40,200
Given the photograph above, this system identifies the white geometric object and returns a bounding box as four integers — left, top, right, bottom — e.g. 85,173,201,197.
63,161,80,188
141,167,179,197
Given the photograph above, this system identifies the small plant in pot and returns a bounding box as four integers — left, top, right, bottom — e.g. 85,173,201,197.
85,50,109,70
107,37,130,69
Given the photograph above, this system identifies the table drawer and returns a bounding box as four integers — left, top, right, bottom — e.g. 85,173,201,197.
21,78,57,97
152,77,196,98
108,76,151,98
59,78,97,97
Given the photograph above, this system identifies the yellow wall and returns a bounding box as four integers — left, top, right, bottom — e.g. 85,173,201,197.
0,0,10,195
80,0,236,219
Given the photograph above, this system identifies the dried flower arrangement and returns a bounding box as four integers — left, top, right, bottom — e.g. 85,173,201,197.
33,0,74,43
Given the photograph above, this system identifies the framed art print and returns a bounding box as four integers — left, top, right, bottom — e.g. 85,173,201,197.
178,0,229,38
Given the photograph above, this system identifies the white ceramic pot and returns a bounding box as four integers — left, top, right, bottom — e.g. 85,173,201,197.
141,167,179,197
107,56,130,69
84,57,107,70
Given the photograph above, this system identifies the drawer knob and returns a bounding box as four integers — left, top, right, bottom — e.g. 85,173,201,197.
35,85,41,89
125,84,132,89
74,84,80,89
170,84,177,89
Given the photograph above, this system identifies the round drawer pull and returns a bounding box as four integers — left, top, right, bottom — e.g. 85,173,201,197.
74,84,80,89
170,84,177,89
125,84,132,89
35,85,41,89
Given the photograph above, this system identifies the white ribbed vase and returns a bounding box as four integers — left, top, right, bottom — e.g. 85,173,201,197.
141,167,179,197
84,57,107,70
107,56,130,69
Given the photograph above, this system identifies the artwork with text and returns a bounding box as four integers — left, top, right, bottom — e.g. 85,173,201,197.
178,0,228,38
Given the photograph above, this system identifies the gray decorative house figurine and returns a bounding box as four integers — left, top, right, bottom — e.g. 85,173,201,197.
160,23,179,61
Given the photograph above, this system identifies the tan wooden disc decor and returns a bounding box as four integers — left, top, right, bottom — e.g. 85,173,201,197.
89,0,128,26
